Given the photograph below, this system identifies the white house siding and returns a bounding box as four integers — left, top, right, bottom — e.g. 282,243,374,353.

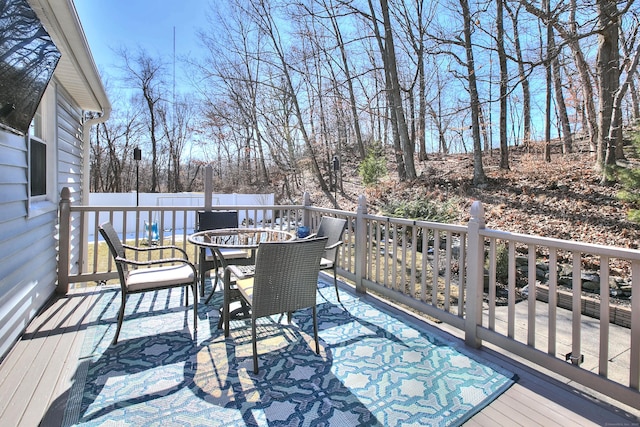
56,86,84,277
0,85,84,360
56,85,84,199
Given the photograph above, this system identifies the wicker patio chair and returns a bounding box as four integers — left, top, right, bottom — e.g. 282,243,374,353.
196,211,251,301
223,237,328,374
99,222,198,345
308,216,347,302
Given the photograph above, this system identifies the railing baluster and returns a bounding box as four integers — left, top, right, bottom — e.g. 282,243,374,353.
527,244,537,346
488,238,497,330
599,255,610,377
458,233,466,317
411,224,417,298
571,251,582,365
548,248,558,356
421,227,428,303
432,229,440,305
445,231,452,312
630,260,640,390
508,240,516,338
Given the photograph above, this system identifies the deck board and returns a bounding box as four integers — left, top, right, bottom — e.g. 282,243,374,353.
0,290,97,427
0,296,71,424
0,287,639,426
26,291,96,426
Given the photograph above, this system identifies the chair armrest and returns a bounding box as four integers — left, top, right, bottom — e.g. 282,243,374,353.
304,233,318,239
225,264,254,280
115,256,195,269
122,244,189,259
325,240,343,250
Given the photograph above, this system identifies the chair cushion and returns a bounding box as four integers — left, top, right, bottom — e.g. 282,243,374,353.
235,277,254,305
320,257,333,269
204,248,249,261
126,264,194,292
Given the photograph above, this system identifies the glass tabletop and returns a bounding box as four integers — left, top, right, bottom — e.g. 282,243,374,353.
188,227,295,249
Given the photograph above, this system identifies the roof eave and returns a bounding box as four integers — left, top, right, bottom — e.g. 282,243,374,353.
28,0,111,117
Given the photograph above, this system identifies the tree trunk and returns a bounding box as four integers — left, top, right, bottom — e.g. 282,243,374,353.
505,2,531,148
520,0,599,154
250,0,328,192
379,0,417,180
460,0,486,185
544,0,552,163
328,7,366,159
549,29,573,154
605,30,640,173
597,0,621,174
496,0,509,169
630,77,640,123
367,0,406,180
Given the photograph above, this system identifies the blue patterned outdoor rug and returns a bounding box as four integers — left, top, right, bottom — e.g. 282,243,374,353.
62,278,516,426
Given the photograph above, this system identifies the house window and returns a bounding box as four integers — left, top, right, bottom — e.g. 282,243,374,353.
27,85,56,215
29,108,46,197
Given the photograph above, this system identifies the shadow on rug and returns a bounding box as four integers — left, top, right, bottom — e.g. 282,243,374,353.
62,278,516,426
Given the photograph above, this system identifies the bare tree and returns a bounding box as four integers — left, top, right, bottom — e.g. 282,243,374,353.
496,0,509,169
460,0,487,185
117,47,168,192
504,1,532,148
549,28,573,154
158,95,196,192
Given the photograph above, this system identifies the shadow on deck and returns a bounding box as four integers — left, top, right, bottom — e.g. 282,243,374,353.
1,276,639,426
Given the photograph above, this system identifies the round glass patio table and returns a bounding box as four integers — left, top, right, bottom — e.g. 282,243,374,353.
188,227,295,251
188,227,296,310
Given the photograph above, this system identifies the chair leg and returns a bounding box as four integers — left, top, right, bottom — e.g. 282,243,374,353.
333,269,341,302
199,271,206,298
112,292,127,345
193,282,198,333
204,281,217,304
252,318,259,374
312,306,319,354
199,250,206,298
223,270,230,337
204,260,220,305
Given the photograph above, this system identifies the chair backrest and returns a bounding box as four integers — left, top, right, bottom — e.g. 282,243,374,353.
197,211,238,231
316,217,347,259
251,237,328,318
98,222,129,288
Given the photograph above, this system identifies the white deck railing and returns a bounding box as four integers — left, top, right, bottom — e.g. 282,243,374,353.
57,189,640,410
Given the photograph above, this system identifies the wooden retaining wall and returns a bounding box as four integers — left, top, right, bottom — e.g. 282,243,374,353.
535,285,632,328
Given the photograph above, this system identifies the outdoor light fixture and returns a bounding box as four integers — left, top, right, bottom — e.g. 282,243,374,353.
134,147,141,206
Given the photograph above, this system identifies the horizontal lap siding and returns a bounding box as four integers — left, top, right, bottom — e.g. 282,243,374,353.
0,85,85,360
0,129,52,359
0,133,27,210
56,86,83,198
56,87,84,277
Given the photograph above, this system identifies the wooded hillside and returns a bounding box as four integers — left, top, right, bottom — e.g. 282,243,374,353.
310,136,640,250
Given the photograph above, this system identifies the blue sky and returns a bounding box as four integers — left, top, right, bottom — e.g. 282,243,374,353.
75,0,211,89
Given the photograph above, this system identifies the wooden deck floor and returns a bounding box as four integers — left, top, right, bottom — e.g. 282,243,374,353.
0,287,639,427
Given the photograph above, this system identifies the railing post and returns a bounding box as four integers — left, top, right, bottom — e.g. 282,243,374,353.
302,191,311,227
57,187,71,295
204,165,213,210
465,201,485,348
354,194,368,294
631,261,640,389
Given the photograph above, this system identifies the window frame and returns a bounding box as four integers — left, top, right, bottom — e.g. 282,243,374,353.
27,84,57,216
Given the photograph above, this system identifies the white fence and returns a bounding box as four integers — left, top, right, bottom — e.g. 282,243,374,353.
87,192,275,239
